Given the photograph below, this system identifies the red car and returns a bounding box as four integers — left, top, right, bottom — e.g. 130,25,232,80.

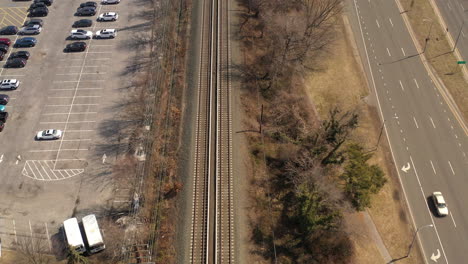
0,38,11,46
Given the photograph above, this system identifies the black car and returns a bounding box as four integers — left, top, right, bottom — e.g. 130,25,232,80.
0,51,4,61
0,112,8,123
29,2,46,10
0,94,9,105
24,19,44,27
0,121,4,132
76,7,96,16
73,19,93,28
66,41,87,52
5,58,26,68
0,26,18,35
33,0,53,6
9,51,30,60
79,1,97,8
15,37,37,47
29,7,48,17
0,44,8,53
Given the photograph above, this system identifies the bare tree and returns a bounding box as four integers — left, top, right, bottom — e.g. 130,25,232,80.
14,236,51,264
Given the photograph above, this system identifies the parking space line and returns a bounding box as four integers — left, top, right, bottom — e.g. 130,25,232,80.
87,52,113,54
45,222,51,251
12,220,17,243
54,158,87,161
26,161,38,179
45,104,99,106
40,121,96,124
56,73,107,75
64,130,94,132
48,96,101,98
53,80,105,83
63,65,101,68
32,160,45,180
61,139,91,142
1,74,25,77
92,44,114,47
43,112,98,115
29,149,88,152
5,13,24,26
50,88,102,91
44,161,59,180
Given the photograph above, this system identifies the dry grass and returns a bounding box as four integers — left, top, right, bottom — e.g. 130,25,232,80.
304,16,423,264
400,0,468,120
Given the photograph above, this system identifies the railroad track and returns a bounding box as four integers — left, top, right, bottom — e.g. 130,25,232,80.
190,0,234,262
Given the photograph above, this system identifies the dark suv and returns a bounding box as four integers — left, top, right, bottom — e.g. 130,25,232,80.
33,0,53,6
5,58,26,68
0,121,4,132
0,26,18,35
9,51,30,60
65,42,87,52
73,19,93,28
29,7,48,17
76,7,96,16
0,112,8,122
24,19,44,27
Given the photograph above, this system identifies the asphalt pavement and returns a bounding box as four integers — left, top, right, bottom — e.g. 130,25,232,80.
346,0,468,263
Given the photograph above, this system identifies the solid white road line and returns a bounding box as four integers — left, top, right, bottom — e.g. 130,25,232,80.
387,47,391,56
413,116,419,128
429,116,436,128
376,19,380,28
399,80,404,90
389,18,394,27
450,212,457,228
401,47,406,56
413,78,419,88
448,161,455,175
430,160,436,174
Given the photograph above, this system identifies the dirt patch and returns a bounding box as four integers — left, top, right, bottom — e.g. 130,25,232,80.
304,16,424,264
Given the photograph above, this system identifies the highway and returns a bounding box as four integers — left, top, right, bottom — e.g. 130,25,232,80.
346,0,468,263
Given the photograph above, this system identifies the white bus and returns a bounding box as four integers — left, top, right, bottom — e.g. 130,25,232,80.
82,214,105,253
63,218,86,254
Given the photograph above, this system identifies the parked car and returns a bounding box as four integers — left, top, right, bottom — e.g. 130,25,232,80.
9,51,30,60
0,121,4,132
5,58,27,68
29,7,48,17
29,2,46,10
36,129,62,140
0,52,4,61
79,1,97,8
97,12,118,21
0,94,9,105
73,19,93,28
33,0,53,6
432,192,448,216
70,29,92,39
15,37,37,47
0,44,8,53
95,29,116,39
76,7,96,16
0,26,18,35
0,79,20,90
101,0,120,4
19,25,42,35
0,38,11,46
0,112,9,122
65,41,87,52
24,19,43,27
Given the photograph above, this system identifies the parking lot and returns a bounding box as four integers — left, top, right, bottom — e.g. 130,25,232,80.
0,0,153,248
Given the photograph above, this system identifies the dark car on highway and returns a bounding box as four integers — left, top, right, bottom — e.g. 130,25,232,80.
0,94,9,105
33,0,53,6
66,41,87,52
0,44,8,53
76,7,96,16
5,58,26,68
0,112,8,122
15,37,37,47
73,19,93,28
79,1,97,8
24,19,44,27
0,26,18,35
29,7,48,17
0,38,11,46
9,51,30,60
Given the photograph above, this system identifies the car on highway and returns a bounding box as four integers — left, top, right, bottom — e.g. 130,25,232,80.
80,1,97,8
15,37,37,47
95,29,116,39
9,51,30,60
0,38,11,46
24,19,43,27
33,0,53,6
102,0,120,4
0,121,4,132
0,44,8,53
29,7,49,17
65,41,87,52
0,94,9,105
5,58,27,68
29,2,46,10
76,7,96,16
97,12,118,21
36,129,62,140
0,26,18,35
0,112,8,122
0,80,20,90
432,192,448,216
73,19,93,28
19,25,42,35
70,29,93,39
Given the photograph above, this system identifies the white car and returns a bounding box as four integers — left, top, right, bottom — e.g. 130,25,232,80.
0,79,20,90
432,192,448,216
101,0,120,4
95,29,116,39
97,12,118,21
19,25,42,35
70,29,93,39
36,129,62,140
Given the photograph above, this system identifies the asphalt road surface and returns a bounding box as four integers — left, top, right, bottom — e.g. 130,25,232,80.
346,0,468,263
